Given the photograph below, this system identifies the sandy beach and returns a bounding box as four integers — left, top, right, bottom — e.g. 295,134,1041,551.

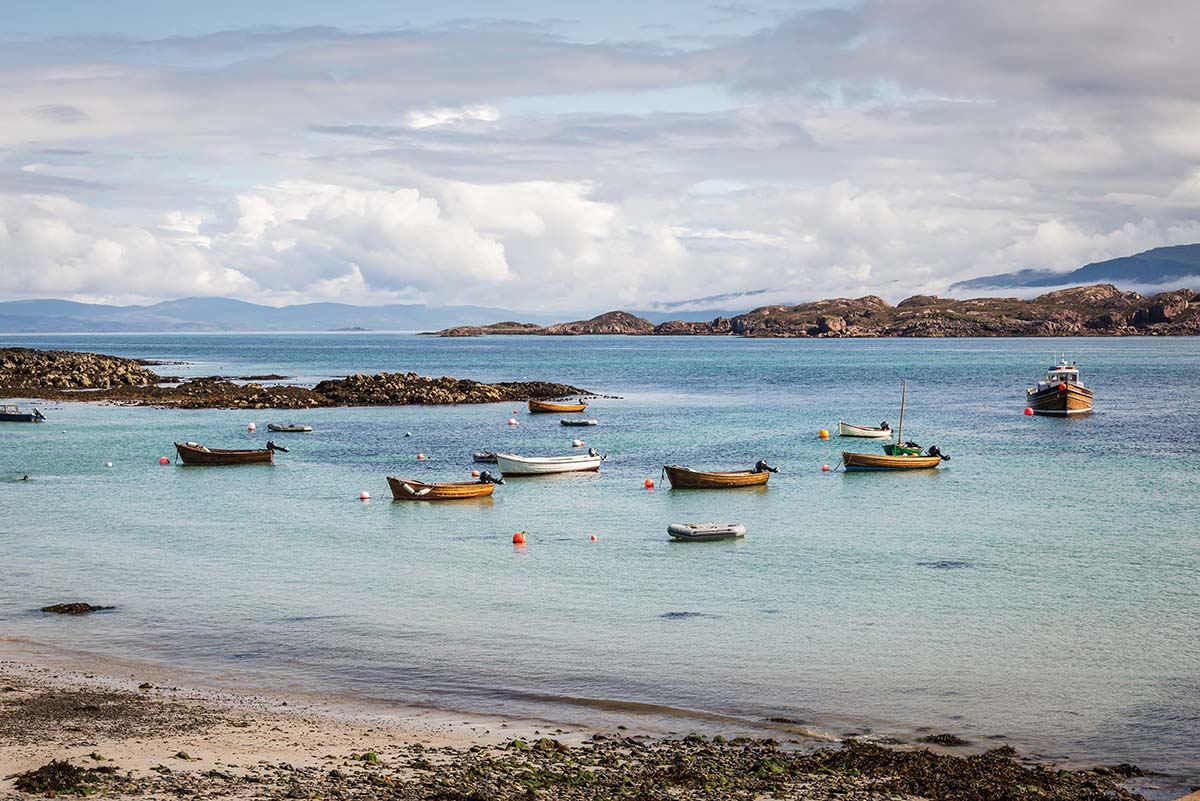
0,638,1161,801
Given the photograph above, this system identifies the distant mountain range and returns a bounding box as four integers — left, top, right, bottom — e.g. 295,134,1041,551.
0,296,745,333
950,244,1200,292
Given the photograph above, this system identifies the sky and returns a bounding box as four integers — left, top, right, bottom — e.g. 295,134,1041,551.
2,1,1200,312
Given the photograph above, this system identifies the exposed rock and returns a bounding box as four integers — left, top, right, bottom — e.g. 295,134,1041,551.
0,348,162,390
542,310,655,335
474,285,1200,338
312,373,584,406
40,603,115,615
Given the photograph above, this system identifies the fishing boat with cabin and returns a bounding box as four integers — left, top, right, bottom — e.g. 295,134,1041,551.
0,404,45,423
174,440,287,466
662,460,778,489
1026,357,1093,416
528,399,588,413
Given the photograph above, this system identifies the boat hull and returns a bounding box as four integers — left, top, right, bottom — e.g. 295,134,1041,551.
528,400,588,413
560,419,599,426
1026,383,1093,416
495,453,602,476
838,421,892,438
841,451,942,471
668,523,747,541
0,413,42,423
267,424,312,432
387,477,495,500
662,465,770,489
175,442,273,466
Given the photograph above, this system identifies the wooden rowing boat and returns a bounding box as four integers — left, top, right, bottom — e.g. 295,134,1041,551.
387,476,496,500
841,451,943,471
1026,357,1093,415
667,523,747,541
662,464,772,489
267,423,312,432
0,404,45,423
495,451,603,476
174,441,282,466
528,399,588,413
838,421,892,439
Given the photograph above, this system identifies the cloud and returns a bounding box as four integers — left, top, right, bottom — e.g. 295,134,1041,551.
1,3,1199,309
406,104,499,129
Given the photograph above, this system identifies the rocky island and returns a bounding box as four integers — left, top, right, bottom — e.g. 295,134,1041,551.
427,285,1200,338
0,348,585,410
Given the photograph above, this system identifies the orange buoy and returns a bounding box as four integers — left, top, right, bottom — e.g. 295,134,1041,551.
818,429,830,439
159,456,170,465
417,453,426,460
512,531,526,544
247,422,256,431
589,534,597,541
471,469,480,477
643,478,655,489
1024,407,1034,415
821,464,831,472
359,491,371,501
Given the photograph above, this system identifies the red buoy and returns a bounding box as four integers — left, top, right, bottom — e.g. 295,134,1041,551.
643,478,655,489
512,531,526,545
821,464,831,472
1024,407,1034,415
417,453,426,460
590,534,597,542
1058,382,1067,391
159,456,170,465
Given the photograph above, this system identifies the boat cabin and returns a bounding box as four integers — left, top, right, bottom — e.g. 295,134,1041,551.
1037,360,1084,391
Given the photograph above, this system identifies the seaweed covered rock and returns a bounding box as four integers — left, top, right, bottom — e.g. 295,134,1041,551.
0,348,162,390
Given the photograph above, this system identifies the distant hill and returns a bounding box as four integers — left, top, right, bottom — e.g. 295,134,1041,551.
951,244,1200,292
0,297,561,333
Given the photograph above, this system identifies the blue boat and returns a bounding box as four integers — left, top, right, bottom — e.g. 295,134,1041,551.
0,404,45,423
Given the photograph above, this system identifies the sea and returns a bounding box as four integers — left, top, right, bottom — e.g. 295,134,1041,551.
1,333,1198,796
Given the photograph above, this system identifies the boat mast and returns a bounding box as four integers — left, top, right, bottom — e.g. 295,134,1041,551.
896,380,907,444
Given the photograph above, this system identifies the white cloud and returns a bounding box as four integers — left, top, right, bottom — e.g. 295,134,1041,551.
406,104,500,129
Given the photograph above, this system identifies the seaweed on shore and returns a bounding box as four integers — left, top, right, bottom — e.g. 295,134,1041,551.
12,759,116,795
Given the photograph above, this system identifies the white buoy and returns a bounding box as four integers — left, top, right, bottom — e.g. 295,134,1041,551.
359,491,371,501
507,418,519,426
104,461,113,468
572,439,585,447
247,422,256,431
404,431,413,437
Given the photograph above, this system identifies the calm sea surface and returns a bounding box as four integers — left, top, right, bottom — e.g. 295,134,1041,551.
2,334,1198,793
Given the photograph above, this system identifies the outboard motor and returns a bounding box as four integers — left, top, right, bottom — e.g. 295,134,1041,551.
33,409,46,421
879,420,889,430
927,445,949,461
587,447,607,460
753,459,779,474
265,440,289,453
478,470,504,485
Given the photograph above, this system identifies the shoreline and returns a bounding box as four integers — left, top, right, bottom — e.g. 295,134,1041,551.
0,639,1172,800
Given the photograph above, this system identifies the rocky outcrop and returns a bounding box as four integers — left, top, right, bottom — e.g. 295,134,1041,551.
2,350,586,409
542,311,655,335
433,322,544,337
0,348,163,389
312,373,583,406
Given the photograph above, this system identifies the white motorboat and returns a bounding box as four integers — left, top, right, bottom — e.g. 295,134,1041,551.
667,523,747,541
495,450,604,476
838,421,893,439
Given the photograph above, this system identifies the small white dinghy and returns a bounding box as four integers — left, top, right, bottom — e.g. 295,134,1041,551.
838,421,892,439
667,523,747,542
495,449,604,476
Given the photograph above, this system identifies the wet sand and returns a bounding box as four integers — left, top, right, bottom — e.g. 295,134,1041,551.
0,645,1157,801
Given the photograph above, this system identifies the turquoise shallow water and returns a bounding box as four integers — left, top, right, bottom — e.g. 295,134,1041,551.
1,334,1198,792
